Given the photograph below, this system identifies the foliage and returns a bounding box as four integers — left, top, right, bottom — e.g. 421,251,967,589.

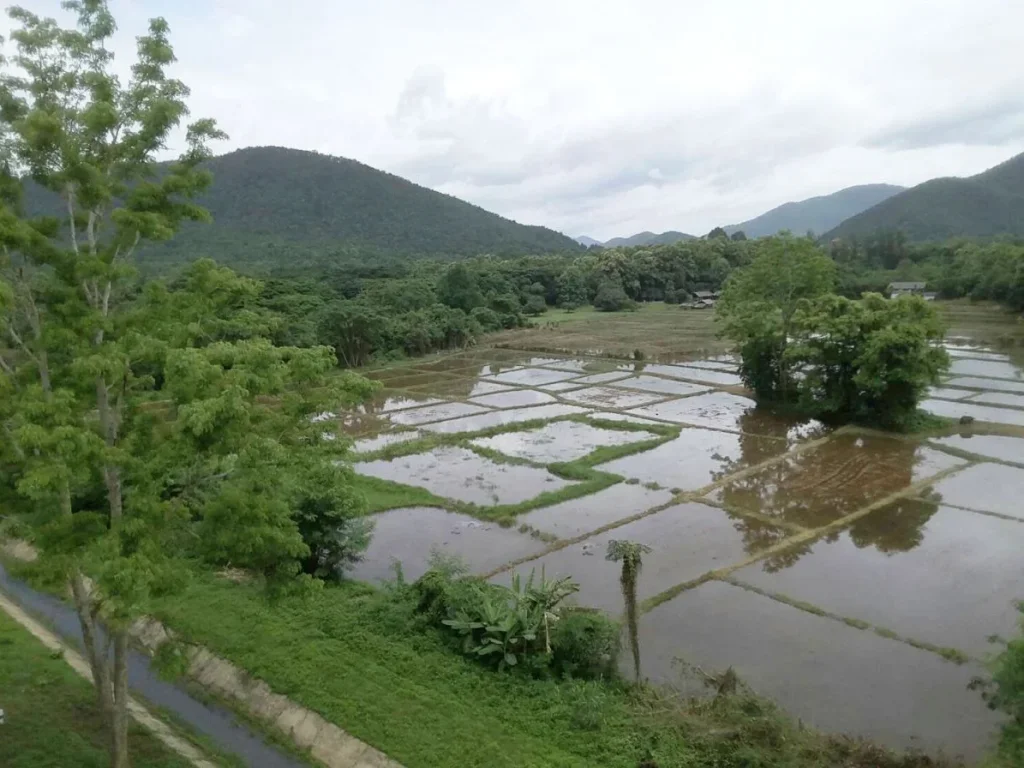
787,293,949,428
557,266,589,308
434,568,580,672
593,277,635,312
0,5,373,764
437,263,486,312
550,609,621,680
717,235,836,400
606,540,651,682
977,604,1024,764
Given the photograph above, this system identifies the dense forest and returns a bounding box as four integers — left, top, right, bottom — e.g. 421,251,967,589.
21,146,583,272
824,152,1024,241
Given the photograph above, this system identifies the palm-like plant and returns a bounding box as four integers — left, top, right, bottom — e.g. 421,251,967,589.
606,540,652,681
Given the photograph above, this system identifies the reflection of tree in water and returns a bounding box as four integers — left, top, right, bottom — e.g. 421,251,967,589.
711,413,939,567
846,497,938,553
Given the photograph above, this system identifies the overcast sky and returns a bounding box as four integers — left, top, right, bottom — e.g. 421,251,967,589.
6,0,1024,239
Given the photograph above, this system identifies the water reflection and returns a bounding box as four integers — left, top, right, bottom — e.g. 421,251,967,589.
708,434,962,534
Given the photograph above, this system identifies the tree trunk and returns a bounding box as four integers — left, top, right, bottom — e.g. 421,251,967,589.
95,378,124,521
111,631,130,768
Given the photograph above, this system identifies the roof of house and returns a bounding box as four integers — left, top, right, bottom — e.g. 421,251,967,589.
694,290,718,298
887,281,926,290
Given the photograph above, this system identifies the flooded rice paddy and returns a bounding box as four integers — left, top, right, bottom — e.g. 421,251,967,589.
334,303,1024,762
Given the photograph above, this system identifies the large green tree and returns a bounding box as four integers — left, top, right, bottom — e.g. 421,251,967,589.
0,5,372,766
716,235,836,400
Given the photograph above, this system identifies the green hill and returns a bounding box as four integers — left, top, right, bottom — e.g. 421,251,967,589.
601,230,696,248
25,146,582,271
724,184,905,239
823,152,1024,241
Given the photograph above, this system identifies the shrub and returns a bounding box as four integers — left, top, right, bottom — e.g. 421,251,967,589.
523,294,548,316
978,604,1024,764
550,609,620,680
470,306,503,332
593,278,635,312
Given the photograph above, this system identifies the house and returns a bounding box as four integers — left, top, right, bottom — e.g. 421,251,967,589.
887,281,926,299
923,292,938,301
694,290,719,300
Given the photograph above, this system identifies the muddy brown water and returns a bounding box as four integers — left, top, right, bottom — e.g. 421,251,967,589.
733,499,1024,657
636,580,1000,763
706,434,966,529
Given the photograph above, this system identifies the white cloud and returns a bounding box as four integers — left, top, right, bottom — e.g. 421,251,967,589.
4,0,1023,240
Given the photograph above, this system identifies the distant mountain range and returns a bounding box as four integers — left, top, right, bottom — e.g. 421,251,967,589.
823,151,1024,241
724,184,906,239
574,231,696,248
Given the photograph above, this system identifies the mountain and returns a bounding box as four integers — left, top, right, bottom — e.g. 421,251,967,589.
725,184,905,239
601,230,696,248
824,152,1024,242
25,146,582,271
575,235,602,247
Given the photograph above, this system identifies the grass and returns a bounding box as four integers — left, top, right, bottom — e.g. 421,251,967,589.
0,609,199,768
142,570,957,768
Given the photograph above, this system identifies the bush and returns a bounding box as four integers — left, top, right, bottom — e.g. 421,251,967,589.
593,278,635,312
523,294,548,316
550,609,620,680
470,306,503,332
411,567,622,677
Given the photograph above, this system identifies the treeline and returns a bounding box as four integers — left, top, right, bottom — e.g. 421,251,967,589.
829,233,1024,310
261,238,757,366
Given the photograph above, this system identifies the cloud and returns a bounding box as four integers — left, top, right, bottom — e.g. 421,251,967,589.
865,99,1024,151
4,0,1024,240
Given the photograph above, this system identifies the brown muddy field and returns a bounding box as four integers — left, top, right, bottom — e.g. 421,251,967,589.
337,302,1024,763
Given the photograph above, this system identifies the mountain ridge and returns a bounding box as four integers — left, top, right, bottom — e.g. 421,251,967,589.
724,184,906,238
823,151,1024,241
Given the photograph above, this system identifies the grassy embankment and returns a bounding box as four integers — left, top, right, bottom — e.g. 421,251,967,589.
0,609,199,768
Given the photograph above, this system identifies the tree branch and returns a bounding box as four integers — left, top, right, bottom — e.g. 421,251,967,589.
66,184,80,257
86,210,97,258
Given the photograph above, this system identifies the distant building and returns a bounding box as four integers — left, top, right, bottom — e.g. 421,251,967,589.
887,281,926,299
694,290,719,300
923,292,938,301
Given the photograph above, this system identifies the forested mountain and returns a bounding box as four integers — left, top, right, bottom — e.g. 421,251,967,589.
24,146,583,271
724,184,905,239
600,230,696,248
575,235,602,246
824,152,1024,241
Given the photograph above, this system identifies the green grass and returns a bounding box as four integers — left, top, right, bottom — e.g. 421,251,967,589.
146,571,956,768
351,473,452,514
0,610,198,768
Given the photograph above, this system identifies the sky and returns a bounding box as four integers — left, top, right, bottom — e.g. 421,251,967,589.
5,0,1024,240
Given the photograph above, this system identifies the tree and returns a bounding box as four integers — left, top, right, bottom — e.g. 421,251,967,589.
319,301,387,367
606,540,651,681
593,277,635,312
706,226,729,240
980,605,1024,764
716,235,836,401
787,293,948,428
523,293,547,316
436,263,484,312
730,230,747,242
0,6,372,766
557,267,588,308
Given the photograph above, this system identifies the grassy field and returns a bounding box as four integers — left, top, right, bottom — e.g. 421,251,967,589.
495,303,729,361
0,610,196,768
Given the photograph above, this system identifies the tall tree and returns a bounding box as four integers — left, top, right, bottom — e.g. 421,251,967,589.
716,235,836,401
0,5,372,766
